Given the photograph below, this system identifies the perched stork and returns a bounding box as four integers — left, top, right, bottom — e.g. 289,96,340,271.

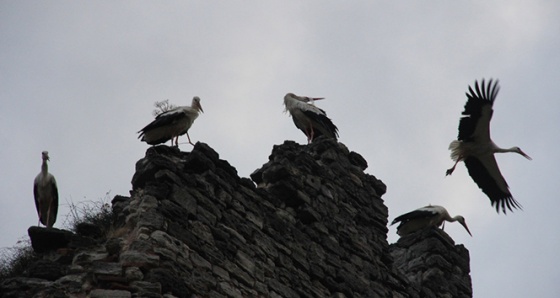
33,151,59,228
139,96,203,146
391,205,472,236
446,80,531,214
283,93,338,143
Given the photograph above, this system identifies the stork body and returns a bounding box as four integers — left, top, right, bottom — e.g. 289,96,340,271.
283,93,338,143
391,205,472,236
139,96,203,146
446,80,531,213
33,151,59,228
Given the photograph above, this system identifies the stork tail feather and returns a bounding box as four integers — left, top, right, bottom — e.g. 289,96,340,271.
448,140,462,161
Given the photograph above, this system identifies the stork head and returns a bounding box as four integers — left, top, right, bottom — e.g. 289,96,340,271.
285,93,324,104
284,93,300,103
192,96,204,113
513,147,532,160
456,216,472,237
41,151,50,161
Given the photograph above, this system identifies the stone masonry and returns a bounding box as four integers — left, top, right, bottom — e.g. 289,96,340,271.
0,138,471,297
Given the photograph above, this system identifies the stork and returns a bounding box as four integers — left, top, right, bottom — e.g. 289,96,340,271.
391,205,472,236
139,96,203,146
446,79,531,213
283,93,338,143
33,151,59,228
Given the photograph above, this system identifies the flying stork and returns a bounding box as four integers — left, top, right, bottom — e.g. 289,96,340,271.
391,205,472,236
139,96,203,146
33,151,59,228
283,93,338,143
446,79,531,213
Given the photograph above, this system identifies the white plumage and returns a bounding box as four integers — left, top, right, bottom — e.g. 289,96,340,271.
284,93,338,143
33,151,59,228
446,80,531,213
139,96,203,146
391,205,472,236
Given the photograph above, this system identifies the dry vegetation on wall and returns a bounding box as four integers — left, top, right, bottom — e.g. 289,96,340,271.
0,193,113,280
0,140,472,297
0,239,37,280
62,192,114,240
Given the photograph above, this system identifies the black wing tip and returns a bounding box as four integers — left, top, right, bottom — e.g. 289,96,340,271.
391,213,409,225
391,208,436,225
467,78,500,103
332,125,340,139
464,157,522,214
493,195,523,214
302,110,339,140
391,213,408,226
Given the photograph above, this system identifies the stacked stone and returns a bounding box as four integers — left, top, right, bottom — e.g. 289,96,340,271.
117,139,414,297
0,225,134,297
390,228,472,298
1,138,471,297
250,139,414,297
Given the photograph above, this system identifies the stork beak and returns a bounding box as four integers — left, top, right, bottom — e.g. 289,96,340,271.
308,97,324,105
461,221,473,237
519,150,531,160
198,103,204,113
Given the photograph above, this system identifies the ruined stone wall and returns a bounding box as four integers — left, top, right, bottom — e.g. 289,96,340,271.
390,229,472,297
1,139,472,297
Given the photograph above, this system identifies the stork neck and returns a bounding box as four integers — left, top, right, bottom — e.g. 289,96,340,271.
450,216,462,222
284,97,295,112
284,96,293,106
495,147,516,153
41,159,49,174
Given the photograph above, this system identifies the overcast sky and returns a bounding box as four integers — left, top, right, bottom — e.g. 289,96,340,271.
1,1,559,297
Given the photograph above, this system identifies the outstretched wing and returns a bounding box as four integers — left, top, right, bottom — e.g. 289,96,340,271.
458,79,499,143
464,155,521,213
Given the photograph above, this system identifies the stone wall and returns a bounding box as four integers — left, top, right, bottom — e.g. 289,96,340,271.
0,138,472,297
390,229,472,297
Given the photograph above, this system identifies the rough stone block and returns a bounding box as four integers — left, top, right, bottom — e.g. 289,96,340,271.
90,289,132,298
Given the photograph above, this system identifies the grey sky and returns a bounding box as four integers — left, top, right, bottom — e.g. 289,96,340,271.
1,2,559,297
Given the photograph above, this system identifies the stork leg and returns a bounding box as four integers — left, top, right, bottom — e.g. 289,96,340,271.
446,158,462,176
37,202,42,226
305,125,314,144
303,128,310,144
46,204,51,228
186,132,195,146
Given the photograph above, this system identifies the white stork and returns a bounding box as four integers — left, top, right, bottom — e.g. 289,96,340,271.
391,205,472,236
446,79,531,214
33,151,59,228
139,96,203,146
284,93,338,143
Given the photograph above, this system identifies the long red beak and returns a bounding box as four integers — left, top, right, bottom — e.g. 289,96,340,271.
520,150,531,160
461,222,473,237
